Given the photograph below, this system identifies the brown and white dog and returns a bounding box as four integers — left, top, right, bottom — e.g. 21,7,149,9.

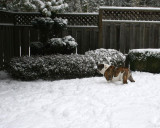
97,64,135,84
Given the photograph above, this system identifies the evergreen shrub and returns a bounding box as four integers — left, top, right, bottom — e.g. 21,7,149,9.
85,49,126,67
44,36,78,54
7,54,97,81
128,49,160,73
7,49,126,81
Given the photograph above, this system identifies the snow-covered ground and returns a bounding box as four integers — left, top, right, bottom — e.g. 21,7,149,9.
0,71,160,128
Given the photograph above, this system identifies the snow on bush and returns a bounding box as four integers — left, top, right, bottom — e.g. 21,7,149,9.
32,17,54,30
128,49,160,73
7,54,97,81
7,49,126,80
44,36,78,54
62,35,78,49
85,49,126,67
9,0,68,16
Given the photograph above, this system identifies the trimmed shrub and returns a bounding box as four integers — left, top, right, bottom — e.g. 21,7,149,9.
44,36,78,55
85,49,126,67
7,49,126,81
7,54,97,81
30,36,77,55
128,49,160,73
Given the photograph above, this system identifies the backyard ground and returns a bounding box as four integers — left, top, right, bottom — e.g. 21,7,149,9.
0,71,160,128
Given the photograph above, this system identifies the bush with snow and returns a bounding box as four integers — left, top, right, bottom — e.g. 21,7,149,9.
44,36,78,54
7,54,97,81
85,49,126,67
128,49,160,73
6,0,68,16
7,49,126,80
30,36,77,55
32,17,54,30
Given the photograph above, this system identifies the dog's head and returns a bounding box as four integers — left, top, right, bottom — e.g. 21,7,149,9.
104,66,115,81
97,63,110,75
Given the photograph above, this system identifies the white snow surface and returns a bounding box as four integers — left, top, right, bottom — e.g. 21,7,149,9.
1,71,160,128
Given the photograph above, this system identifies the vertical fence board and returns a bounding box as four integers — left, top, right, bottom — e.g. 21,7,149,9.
158,26,160,47
81,29,88,54
116,24,120,50
14,27,21,57
30,28,39,42
125,24,130,53
144,24,150,48
90,29,94,50
154,24,159,48
86,30,91,52
130,24,135,49
140,24,145,48
110,23,116,49
135,24,140,49
119,23,125,53
3,27,13,64
149,24,154,48
103,23,110,49
77,30,82,54
21,27,30,56
92,29,99,50
0,26,4,69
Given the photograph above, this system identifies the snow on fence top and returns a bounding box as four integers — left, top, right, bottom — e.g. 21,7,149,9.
100,6,160,11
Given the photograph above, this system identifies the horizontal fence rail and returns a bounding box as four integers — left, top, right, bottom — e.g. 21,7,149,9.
1,7,160,69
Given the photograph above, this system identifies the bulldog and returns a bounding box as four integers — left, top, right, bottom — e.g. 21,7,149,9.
97,64,135,84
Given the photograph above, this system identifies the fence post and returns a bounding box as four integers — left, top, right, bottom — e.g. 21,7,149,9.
98,9,103,48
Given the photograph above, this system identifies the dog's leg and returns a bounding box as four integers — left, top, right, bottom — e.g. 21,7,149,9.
123,70,128,84
128,70,135,82
128,75,135,82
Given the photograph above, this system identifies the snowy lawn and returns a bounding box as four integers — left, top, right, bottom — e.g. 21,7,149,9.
0,71,160,128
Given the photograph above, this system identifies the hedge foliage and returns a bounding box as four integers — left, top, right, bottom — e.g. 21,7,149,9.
7,49,126,81
85,49,126,67
128,49,160,73
7,54,97,81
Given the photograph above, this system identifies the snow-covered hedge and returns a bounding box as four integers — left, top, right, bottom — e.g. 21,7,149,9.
128,49,160,73
85,49,126,67
7,49,126,80
7,54,97,81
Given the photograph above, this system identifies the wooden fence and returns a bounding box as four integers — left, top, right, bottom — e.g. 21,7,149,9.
1,7,160,69
99,7,160,53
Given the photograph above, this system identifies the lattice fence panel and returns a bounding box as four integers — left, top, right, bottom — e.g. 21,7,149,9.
14,13,42,25
53,14,99,26
102,9,160,21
